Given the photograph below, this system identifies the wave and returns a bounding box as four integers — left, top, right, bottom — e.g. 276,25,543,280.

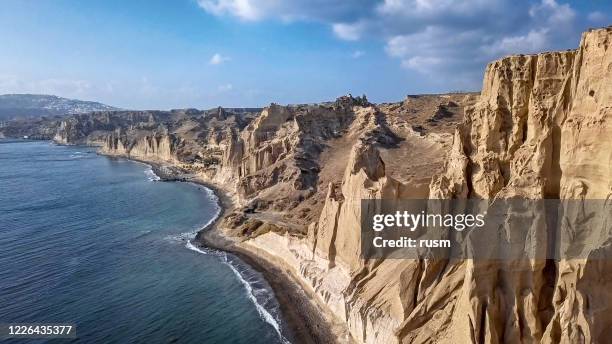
185,240,224,257
174,186,221,239
168,180,289,342
144,167,161,182
185,241,291,344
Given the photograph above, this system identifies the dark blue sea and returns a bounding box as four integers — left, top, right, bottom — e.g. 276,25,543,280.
0,140,291,343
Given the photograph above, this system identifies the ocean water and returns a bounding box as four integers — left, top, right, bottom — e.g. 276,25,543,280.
0,140,291,344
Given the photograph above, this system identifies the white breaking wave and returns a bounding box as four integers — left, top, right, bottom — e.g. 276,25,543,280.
69,151,86,159
174,183,289,343
185,240,222,256
185,241,291,344
166,187,221,242
144,167,161,182
184,186,221,238
225,258,290,343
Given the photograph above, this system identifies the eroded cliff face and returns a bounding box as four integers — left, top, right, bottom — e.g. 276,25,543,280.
8,26,609,344
426,27,612,344
226,93,476,343
43,108,260,168
234,99,462,343
223,101,355,204
101,130,179,162
234,28,610,344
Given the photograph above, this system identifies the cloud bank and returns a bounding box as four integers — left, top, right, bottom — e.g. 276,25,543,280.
198,0,591,89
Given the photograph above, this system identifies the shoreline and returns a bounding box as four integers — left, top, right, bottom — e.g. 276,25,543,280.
186,180,343,344
196,229,342,344
102,152,340,344
14,140,342,344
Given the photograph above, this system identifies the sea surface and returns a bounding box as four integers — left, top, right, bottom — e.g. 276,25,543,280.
0,140,291,343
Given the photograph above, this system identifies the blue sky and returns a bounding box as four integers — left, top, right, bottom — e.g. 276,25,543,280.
0,0,609,109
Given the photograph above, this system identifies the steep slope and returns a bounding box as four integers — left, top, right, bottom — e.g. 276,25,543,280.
225,27,610,344
428,27,612,343
208,93,478,343
2,26,609,344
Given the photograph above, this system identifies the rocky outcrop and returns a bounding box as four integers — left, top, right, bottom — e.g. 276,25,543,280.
51,111,168,145
210,97,368,208
5,27,609,344
425,27,612,343
235,98,458,343
236,27,610,344
101,130,179,162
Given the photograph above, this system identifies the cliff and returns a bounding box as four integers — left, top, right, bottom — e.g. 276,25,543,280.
426,27,612,343
2,26,610,344
216,92,479,344
226,27,610,344
101,130,179,162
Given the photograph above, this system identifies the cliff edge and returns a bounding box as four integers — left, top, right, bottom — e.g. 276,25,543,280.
2,26,610,344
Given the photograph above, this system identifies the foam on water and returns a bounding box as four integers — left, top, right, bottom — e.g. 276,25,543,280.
144,167,161,181
69,151,89,159
167,184,221,242
1,140,285,343
185,241,291,344
165,177,290,342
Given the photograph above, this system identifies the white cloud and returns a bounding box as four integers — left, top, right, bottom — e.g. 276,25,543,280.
483,29,550,57
377,0,494,18
209,53,230,65
588,11,607,24
333,22,365,41
197,0,375,23
529,0,575,27
379,0,581,86
198,0,262,21
385,26,480,75
401,56,443,70
197,0,590,89
217,83,233,92
351,50,365,58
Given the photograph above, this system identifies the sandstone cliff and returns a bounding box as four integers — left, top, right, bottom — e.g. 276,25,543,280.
228,27,610,344
3,26,610,344
216,93,478,344
426,27,612,343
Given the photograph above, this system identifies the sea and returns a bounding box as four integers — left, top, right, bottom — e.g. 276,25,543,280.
0,139,292,343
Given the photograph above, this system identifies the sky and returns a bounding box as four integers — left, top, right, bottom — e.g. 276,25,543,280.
0,0,609,110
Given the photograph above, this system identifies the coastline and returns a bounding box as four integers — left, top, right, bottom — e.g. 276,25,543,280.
187,180,345,344
196,230,343,344
101,152,341,344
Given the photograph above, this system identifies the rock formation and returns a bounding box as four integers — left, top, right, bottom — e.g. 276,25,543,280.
2,26,610,344
231,27,610,344
424,27,611,343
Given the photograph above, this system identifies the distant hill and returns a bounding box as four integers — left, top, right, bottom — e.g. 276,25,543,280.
0,94,118,121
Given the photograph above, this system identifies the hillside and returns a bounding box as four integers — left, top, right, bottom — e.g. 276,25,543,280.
1,26,610,344
0,94,118,121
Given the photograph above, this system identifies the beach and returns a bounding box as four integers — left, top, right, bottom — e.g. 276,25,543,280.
189,181,346,344
0,141,288,343
123,157,344,344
